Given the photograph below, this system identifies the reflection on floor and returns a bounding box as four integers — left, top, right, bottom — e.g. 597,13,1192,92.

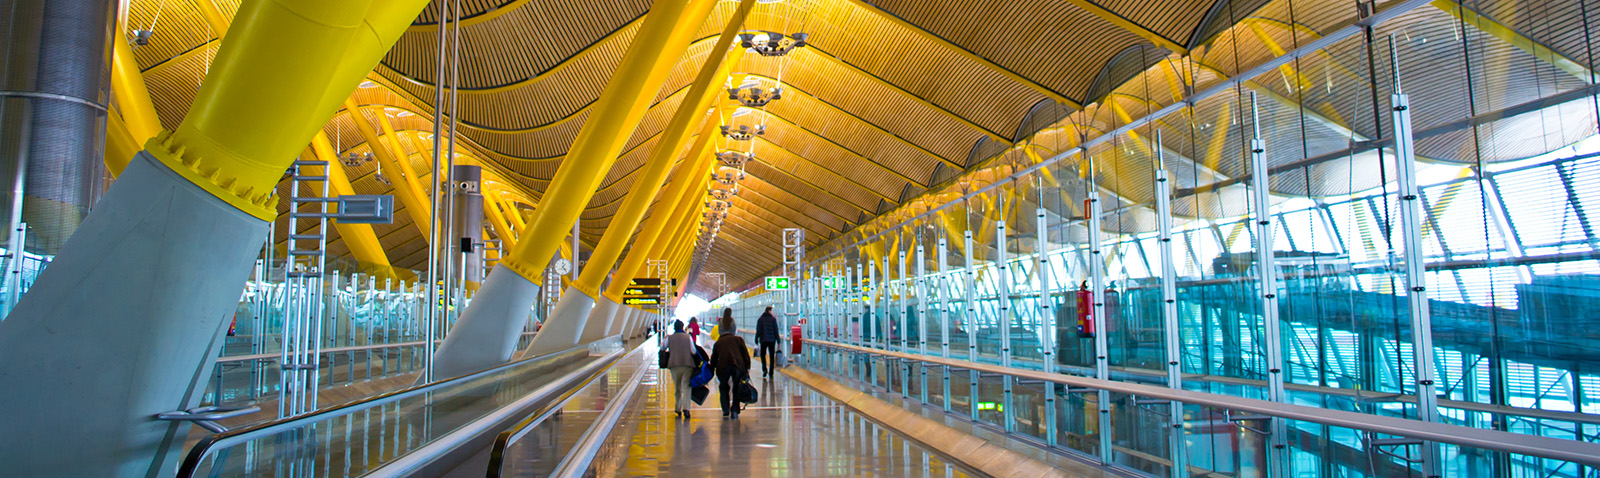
587,363,977,477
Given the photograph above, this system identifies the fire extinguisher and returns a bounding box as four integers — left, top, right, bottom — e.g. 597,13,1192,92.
1075,281,1094,338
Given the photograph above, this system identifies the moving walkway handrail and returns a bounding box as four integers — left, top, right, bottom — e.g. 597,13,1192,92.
214,332,537,363
545,353,652,478
482,352,629,478
807,339,1600,467
175,341,597,478
363,343,637,477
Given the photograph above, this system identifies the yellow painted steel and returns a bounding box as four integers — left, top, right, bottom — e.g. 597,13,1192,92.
605,128,720,301
484,192,519,250
105,113,139,177
345,100,433,236
308,133,393,270
503,195,529,230
110,26,161,145
571,0,754,297
193,0,231,38
497,0,718,284
146,0,425,220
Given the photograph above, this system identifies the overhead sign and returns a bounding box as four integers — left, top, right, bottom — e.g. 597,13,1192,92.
623,287,661,296
623,297,661,305
630,278,661,286
820,276,846,290
765,276,790,290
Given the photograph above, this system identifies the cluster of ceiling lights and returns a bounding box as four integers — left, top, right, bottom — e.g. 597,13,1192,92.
720,124,765,141
738,31,808,57
696,16,815,278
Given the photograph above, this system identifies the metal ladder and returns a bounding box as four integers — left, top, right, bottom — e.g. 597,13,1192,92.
280,158,331,418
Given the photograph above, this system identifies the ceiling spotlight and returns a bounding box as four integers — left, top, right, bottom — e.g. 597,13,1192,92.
720,124,766,141
706,199,731,213
359,80,378,88
728,85,782,107
374,172,392,185
342,151,373,167
713,167,746,185
738,31,808,57
716,150,753,167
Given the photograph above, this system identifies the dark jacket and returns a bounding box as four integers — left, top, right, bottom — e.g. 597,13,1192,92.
755,311,780,343
710,334,750,376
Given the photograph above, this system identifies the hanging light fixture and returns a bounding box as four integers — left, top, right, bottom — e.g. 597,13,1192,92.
738,31,808,57
716,150,753,167
374,172,392,185
713,166,746,185
720,124,766,141
342,151,373,167
728,84,782,107
709,188,736,201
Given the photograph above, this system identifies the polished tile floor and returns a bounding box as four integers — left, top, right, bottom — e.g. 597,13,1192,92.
586,364,977,477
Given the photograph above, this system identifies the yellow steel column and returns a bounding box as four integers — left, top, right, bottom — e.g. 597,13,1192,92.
497,0,717,283
0,0,431,474
346,100,433,236
484,191,518,250
110,21,160,141
193,0,231,38
375,109,432,197
309,133,393,272
105,114,140,177
570,0,753,299
605,143,717,301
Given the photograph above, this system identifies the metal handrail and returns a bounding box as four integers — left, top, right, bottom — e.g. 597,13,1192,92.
175,340,598,478
214,332,537,363
484,354,626,478
547,350,652,478
363,342,637,477
807,339,1600,467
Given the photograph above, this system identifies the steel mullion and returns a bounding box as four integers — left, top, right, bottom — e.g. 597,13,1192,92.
1247,93,1288,476
1392,83,1441,476
997,209,1015,433
1155,131,1188,477
1037,206,1058,447
1087,153,1113,463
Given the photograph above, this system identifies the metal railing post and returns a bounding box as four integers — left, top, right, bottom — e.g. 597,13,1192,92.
1390,48,1441,477
1155,130,1188,477
1247,92,1288,476
1087,154,1112,463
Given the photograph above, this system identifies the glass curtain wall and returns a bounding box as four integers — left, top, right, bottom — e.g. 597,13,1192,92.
734,0,1600,476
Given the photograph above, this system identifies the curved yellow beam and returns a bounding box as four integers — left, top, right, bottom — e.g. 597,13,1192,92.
149,0,425,219
346,100,433,236
607,148,716,300
308,133,393,272
497,0,719,283
573,0,754,298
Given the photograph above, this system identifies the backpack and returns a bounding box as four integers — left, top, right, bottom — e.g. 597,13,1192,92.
736,371,759,404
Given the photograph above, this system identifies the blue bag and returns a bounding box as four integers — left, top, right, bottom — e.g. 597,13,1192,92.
690,363,714,388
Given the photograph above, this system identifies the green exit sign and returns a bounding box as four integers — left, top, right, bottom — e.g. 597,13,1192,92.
820,276,846,290
765,276,790,290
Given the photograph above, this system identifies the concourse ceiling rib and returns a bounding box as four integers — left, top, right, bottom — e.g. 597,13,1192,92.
124,0,1314,288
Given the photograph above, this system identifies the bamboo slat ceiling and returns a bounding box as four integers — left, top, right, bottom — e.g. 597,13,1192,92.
126,0,1240,294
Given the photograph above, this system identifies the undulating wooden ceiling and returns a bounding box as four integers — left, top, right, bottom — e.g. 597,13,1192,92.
122,0,1300,299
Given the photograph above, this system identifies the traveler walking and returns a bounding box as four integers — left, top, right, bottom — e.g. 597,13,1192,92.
755,306,780,378
665,321,703,419
710,310,751,419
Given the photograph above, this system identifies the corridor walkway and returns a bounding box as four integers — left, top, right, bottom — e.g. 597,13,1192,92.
585,358,977,477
